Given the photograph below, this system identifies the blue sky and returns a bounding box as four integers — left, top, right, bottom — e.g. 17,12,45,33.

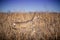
0,0,60,12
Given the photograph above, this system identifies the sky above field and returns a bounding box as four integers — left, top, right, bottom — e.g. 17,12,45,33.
0,0,60,12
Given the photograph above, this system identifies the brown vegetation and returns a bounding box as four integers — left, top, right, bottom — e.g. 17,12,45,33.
0,12,60,40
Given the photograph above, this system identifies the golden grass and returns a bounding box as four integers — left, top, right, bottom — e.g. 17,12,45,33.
0,12,60,40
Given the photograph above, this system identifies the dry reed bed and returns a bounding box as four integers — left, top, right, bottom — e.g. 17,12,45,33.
0,12,60,40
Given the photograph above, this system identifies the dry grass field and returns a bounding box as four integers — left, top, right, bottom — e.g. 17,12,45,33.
0,12,60,40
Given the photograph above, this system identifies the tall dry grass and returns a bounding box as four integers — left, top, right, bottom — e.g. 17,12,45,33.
0,12,60,40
